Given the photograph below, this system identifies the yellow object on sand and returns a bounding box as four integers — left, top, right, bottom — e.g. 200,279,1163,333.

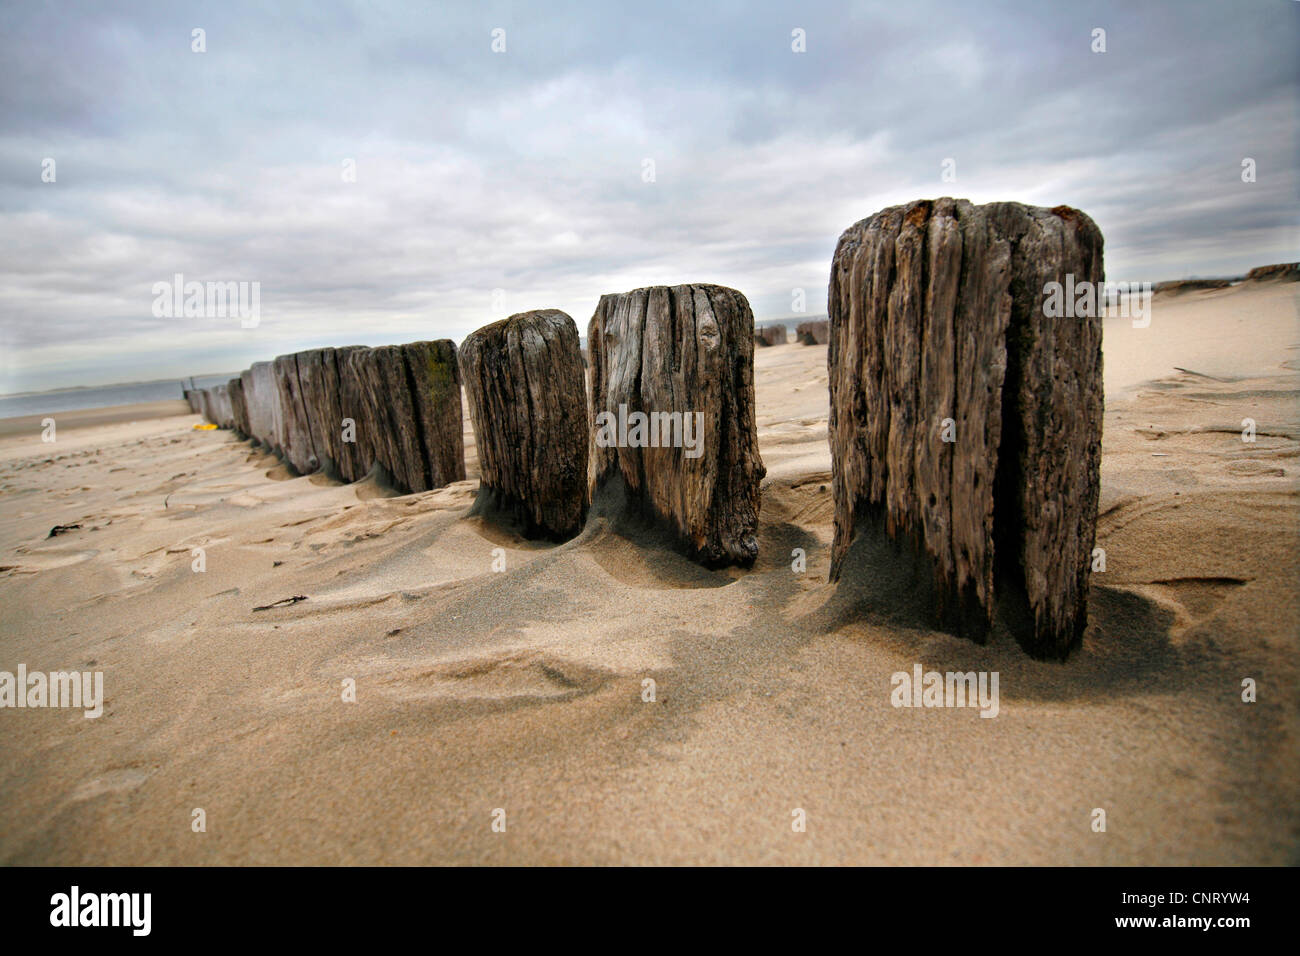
193,423,218,430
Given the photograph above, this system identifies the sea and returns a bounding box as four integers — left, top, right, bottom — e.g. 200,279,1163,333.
0,374,239,420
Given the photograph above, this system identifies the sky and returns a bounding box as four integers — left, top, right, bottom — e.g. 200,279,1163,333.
1,0,1297,393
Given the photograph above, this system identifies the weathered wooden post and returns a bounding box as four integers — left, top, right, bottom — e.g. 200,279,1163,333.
219,385,235,429
244,362,280,452
796,319,829,345
227,378,250,436
402,340,466,489
358,346,424,493
827,198,1104,659
587,284,765,567
756,323,787,347
459,310,589,540
272,354,318,474
297,348,354,480
337,349,378,483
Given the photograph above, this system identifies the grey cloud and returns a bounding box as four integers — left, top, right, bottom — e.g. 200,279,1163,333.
0,0,1296,391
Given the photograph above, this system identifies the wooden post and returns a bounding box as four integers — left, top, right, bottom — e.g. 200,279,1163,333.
402,340,467,489
587,284,765,567
827,198,1104,659
272,354,318,474
243,362,279,452
297,348,352,479
459,310,589,541
217,385,233,428
337,349,378,483
227,378,249,436
196,389,216,424
796,319,829,344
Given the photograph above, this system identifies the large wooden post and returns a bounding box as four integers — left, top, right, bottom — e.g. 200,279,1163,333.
828,198,1104,658
459,310,589,541
587,284,765,568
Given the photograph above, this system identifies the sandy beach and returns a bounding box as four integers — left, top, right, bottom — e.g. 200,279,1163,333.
0,401,192,441
0,280,1296,866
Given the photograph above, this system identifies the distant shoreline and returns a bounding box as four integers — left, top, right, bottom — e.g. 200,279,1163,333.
0,400,193,437
0,373,240,400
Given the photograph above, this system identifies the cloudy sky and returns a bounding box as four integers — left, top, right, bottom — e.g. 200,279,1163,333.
1,0,1296,393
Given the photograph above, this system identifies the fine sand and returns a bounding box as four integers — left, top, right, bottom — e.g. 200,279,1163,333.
0,281,1296,865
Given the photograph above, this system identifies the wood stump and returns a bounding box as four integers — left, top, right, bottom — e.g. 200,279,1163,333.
796,319,829,345
587,284,765,567
755,323,787,347
402,340,467,489
255,363,281,450
459,310,589,541
227,378,250,436
197,385,233,428
218,385,236,429
244,362,280,452
296,348,353,479
337,349,379,483
379,345,432,493
827,198,1104,659
196,389,215,424
273,355,318,474
343,348,400,488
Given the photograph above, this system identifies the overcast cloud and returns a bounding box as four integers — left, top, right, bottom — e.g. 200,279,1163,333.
1,0,1296,392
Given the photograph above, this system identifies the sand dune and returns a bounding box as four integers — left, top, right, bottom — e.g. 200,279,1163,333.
0,282,1296,865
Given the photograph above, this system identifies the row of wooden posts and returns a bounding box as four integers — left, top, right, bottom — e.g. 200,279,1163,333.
187,198,1104,659
186,342,466,493
755,319,829,347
